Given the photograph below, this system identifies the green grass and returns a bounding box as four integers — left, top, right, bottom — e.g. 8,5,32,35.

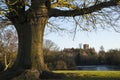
53,70,120,80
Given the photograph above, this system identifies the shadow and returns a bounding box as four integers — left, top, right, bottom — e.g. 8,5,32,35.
40,71,67,80
0,69,66,80
0,68,24,80
61,74,120,80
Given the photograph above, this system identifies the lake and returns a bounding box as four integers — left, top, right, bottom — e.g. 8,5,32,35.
76,65,120,70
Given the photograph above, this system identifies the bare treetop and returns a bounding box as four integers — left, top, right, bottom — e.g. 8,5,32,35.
0,0,120,32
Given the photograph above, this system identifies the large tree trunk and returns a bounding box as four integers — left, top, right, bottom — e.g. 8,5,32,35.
14,17,48,70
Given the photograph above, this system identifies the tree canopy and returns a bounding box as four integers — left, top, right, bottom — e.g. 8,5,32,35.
0,0,120,31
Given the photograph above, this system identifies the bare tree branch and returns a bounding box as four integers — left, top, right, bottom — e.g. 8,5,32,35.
49,0,120,17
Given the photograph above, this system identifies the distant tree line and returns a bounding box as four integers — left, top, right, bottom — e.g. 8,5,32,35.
75,48,120,66
98,48,120,65
43,42,120,70
43,39,75,70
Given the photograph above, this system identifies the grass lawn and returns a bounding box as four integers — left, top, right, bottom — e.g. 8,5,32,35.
53,70,120,80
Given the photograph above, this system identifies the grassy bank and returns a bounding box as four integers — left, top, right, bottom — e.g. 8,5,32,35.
53,70,120,80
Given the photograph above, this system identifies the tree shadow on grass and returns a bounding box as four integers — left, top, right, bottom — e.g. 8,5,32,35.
40,72,120,80
63,74,120,80
40,71,67,80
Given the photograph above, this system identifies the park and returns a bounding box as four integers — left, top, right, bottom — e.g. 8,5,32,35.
0,0,120,80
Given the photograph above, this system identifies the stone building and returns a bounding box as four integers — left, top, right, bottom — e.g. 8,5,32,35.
83,44,89,49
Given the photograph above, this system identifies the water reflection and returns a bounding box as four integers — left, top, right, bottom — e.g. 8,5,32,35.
76,65,120,70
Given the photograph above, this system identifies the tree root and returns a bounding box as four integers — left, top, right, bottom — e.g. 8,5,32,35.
0,69,66,80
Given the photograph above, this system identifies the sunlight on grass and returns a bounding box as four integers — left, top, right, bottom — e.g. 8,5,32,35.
53,70,120,80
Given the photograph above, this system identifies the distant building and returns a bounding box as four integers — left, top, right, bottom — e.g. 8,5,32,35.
62,44,96,57
83,44,89,49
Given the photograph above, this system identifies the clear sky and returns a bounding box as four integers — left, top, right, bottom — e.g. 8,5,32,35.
44,18,120,52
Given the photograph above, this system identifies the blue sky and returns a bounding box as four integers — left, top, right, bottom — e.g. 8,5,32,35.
44,18,120,52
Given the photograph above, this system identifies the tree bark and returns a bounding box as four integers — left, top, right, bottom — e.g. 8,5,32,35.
13,17,48,72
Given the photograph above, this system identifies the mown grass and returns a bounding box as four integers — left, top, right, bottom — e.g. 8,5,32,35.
53,70,120,80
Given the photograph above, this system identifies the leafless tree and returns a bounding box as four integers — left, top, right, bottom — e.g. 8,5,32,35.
0,26,17,70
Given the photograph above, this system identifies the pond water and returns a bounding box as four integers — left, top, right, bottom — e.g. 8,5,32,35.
76,65,120,70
